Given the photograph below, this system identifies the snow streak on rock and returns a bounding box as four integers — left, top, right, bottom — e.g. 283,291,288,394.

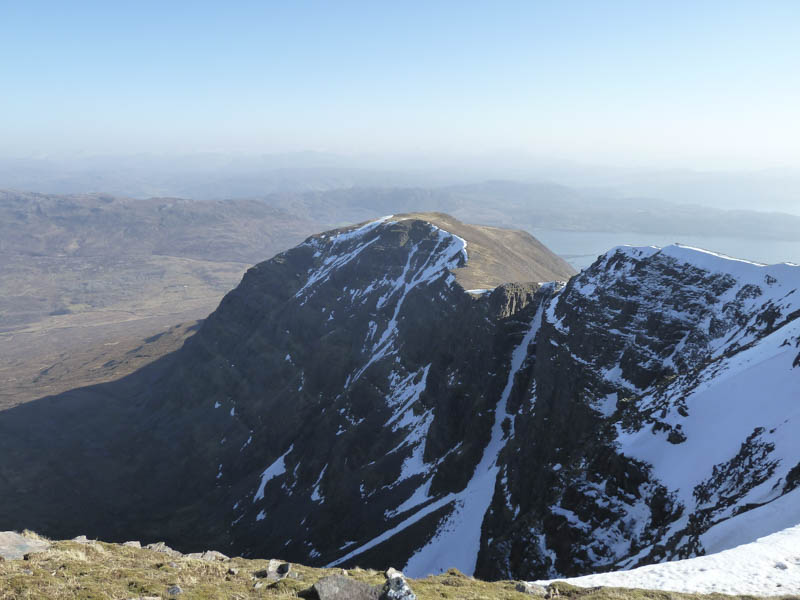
294,216,393,302
253,445,293,503
348,226,467,384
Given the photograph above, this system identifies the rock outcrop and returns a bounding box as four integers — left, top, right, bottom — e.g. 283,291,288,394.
0,532,49,561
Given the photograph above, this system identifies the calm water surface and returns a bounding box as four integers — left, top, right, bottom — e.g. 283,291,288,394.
531,230,800,271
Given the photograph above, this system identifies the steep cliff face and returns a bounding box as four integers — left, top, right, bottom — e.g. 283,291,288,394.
0,215,797,584
169,215,556,573
482,245,800,579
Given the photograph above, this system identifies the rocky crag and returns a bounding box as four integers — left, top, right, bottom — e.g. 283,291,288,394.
0,213,797,583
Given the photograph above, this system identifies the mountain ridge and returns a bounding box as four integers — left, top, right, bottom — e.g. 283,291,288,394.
0,213,797,583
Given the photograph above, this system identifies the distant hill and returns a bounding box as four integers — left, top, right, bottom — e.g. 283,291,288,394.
261,181,800,242
0,190,329,408
0,190,328,331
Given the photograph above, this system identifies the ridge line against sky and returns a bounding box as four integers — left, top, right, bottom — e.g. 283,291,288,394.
1,0,799,169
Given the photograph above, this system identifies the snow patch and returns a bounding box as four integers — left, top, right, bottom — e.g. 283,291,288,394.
535,522,800,596
253,445,293,503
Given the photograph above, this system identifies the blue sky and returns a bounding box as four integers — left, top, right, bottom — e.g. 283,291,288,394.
1,1,799,167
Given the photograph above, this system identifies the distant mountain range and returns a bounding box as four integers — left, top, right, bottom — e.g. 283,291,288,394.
260,181,800,242
2,154,799,215
1,213,797,582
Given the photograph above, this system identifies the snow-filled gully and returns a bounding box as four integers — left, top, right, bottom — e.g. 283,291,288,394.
327,301,545,576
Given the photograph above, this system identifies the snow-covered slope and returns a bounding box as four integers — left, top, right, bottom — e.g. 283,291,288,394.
600,245,800,563
535,519,800,596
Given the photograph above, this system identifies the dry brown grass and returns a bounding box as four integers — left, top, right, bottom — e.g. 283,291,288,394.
0,537,792,600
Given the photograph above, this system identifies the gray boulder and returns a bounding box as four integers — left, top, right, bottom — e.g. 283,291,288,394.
254,559,291,579
312,575,381,600
385,567,404,579
204,550,230,561
145,542,182,558
515,581,547,596
381,573,416,600
186,549,229,562
270,558,291,576
0,531,49,560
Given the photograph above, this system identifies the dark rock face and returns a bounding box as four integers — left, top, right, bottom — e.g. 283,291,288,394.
0,217,798,583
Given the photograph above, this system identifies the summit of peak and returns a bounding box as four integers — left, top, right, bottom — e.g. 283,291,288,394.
310,212,575,291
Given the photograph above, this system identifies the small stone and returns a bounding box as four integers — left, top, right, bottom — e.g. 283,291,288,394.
167,584,183,596
21,568,33,575
168,561,178,569
228,566,239,575
253,581,264,590
515,581,547,596
72,535,89,543
340,569,348,576
122,541,141,548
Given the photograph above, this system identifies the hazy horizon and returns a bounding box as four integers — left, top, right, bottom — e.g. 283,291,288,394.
2,150,799,216
2,1,800,171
